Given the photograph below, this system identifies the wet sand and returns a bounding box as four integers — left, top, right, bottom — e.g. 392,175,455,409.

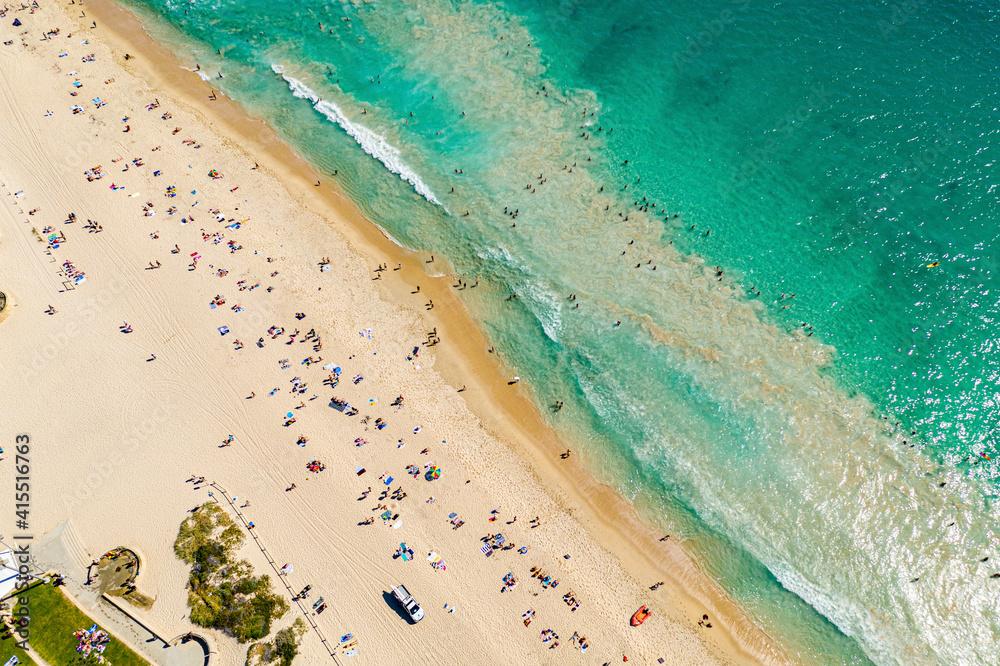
0,1,787,664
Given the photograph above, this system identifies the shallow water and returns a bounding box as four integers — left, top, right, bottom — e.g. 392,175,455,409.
117,0,1000,663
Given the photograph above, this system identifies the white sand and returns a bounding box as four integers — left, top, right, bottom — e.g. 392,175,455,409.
0,3,786,665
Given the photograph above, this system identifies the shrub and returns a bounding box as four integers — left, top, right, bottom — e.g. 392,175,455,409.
175,504,288,642
246,619,307,666
175,503,244,563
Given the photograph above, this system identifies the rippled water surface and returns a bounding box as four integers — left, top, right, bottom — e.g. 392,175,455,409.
118,0,1000,662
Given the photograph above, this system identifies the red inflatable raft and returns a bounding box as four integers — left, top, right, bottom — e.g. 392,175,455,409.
631,605,652,626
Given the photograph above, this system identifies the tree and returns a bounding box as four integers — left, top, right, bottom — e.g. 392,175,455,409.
175,504,288,642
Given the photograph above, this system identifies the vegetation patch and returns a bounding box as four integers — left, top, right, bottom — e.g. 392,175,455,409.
175,504,288,642
245,619,307,666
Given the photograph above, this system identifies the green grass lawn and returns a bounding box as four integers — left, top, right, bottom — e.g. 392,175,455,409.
0,623,36,666
15,583,149,666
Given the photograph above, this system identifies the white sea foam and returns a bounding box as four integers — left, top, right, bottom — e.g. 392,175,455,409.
271,64,443,208
477,245,562,341
523,281,563,343
183,67,213,83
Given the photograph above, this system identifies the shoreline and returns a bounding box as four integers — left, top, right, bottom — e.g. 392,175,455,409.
57,1,786,662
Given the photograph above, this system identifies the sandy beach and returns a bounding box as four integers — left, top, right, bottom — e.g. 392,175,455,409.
0,2,787,664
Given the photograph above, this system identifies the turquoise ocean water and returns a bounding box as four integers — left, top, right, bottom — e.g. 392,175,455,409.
116,0,1000,663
